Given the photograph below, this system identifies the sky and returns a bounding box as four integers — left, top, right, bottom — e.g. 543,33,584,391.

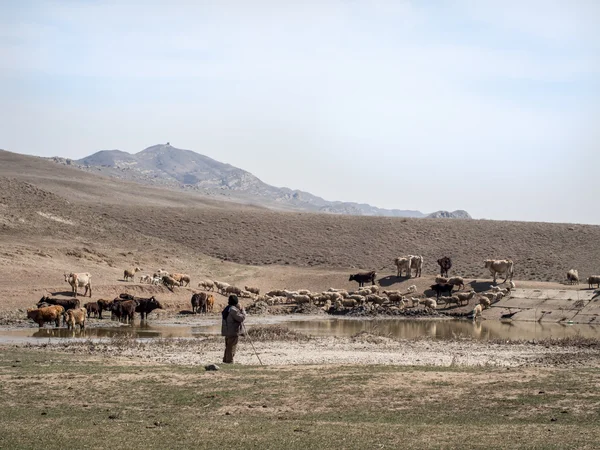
1,0,599,224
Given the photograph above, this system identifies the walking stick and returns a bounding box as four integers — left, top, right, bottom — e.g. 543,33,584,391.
242,323,264,366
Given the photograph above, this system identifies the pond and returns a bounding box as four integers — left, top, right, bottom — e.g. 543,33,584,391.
1,316,599,342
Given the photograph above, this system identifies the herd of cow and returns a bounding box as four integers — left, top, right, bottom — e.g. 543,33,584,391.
26,294,164,329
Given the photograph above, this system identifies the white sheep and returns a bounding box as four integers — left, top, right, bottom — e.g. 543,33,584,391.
435,276,448,284
472,304,483,319
199,280,215,291
479,297,491,309
420,298,437,311
245,286,260,295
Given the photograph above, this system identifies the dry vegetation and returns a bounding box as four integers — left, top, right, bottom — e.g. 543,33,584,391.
1,348,600,449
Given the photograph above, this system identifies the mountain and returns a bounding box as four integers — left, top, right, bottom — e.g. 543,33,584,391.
427,210,472,219
56,143,470,218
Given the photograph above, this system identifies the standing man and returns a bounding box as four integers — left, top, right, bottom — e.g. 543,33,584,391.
221,295,246,364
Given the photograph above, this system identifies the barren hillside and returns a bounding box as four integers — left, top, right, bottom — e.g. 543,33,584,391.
1,150,599,283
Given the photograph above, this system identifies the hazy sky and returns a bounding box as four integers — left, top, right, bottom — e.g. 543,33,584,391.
1,1,599,224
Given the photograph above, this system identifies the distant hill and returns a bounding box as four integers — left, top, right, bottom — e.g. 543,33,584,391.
51,143,470,219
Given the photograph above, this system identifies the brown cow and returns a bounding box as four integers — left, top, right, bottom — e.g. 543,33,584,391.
27,305,64,328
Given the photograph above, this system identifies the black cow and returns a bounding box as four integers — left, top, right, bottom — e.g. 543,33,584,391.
191,293,208,314
349,271,377,287
96,299,113,320
111,298,138,323
37,296,81,312
135,296,163,320
84,302,100,318
430,283,454,299
119,293,135,300
437,257,452,277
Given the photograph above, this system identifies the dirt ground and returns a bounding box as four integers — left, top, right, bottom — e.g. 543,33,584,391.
1,346,600,449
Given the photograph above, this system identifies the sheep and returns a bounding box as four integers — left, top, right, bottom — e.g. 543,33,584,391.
214,281,230,294
366,294,387,305
482,292,498,302
179,275,191,287
446,277,465,290
409,297,420,308
566,269,579,285
155,269,170,278
586,275,600,289
266,289,287,297
292,294,311,304
508,280,516,289
199,280,215,291
491,286,502,292
472,304,483,319
368,285,380,294
139,275,151,284
420,298,437,311
443,296,461,308
342,299,357,308
348,294,366,302
479,297,491,309
151,276,161,285
386,292,404,304
357,288,372,297
64,307,86,330
240,290,253,298
225,285,243,296
162,275,179,292
297,289,311,296
435,276,449,284
453,290,476,305
124,267,142,281
245,286,260,295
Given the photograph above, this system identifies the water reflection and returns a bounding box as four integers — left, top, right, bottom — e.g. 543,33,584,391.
2,318,600,342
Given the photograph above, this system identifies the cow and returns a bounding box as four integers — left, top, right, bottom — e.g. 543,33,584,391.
27,305,64,328
96,299,112,319
394,257,411,277
206,294,215,312
484,259,514,284
409,255,424,278
111,299,137,324
349,271,377,287
430,283,454,299
84,302,100,318
437,257,452,277
588,276,600,289
37,296,80,312
135,296,163,320
64,272,92,298
191,292,208,314
64,308,86,330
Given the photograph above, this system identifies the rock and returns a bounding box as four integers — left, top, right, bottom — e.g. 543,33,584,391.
205,364,220,371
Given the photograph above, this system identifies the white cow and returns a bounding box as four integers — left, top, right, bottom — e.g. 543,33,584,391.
409,255,424,278
484,259,514,284
64,272,92,298
394,257,412,278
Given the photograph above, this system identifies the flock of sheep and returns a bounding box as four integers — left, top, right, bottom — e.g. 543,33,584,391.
48,255,599,329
